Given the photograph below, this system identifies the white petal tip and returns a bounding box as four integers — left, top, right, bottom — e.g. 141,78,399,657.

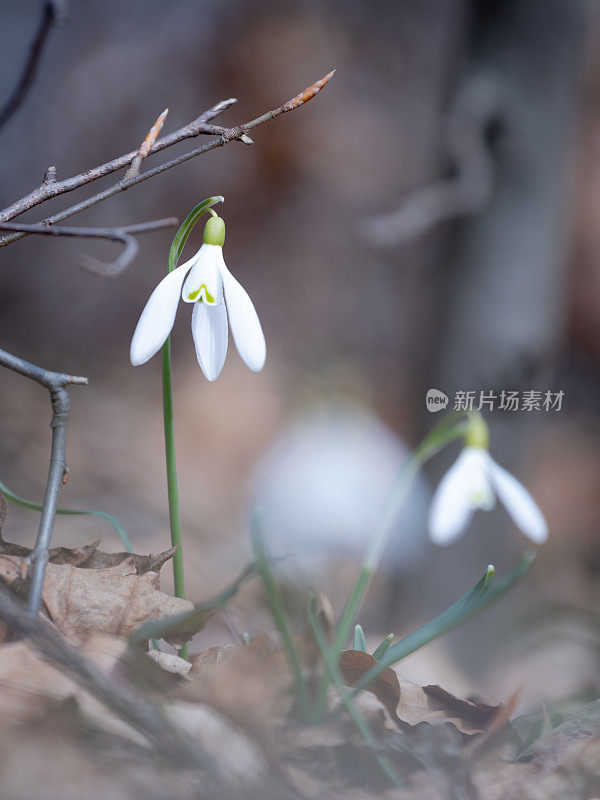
524,523,548,544
247,353,266,373
428,523,464,547
129,344,151,367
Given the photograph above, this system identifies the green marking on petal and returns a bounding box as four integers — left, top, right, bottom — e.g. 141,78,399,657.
187,284,215,303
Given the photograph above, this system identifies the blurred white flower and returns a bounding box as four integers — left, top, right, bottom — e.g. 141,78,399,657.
251,403,431,580
429,446,547,546
130,215,266,381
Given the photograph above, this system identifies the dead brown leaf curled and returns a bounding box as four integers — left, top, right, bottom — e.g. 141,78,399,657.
339,649,502,736
0,534,176,574
40,558,193,641
0,540,193,643
340,650,402,721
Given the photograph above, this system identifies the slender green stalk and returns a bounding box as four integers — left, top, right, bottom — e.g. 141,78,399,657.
308,595,403,788
161,340,185,600
251,511,311,719
162,339,187,659
0,478,132,552
160,196,224,661
313,414,470,719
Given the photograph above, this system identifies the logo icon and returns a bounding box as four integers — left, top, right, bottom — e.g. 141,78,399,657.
426,389,449,412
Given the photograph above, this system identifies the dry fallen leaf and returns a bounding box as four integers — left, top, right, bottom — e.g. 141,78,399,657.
0,640,77,721
339,649,401,721
339,649,502,735
188,644,237,680
166,701,269,788
180,635,295,735
0,534,176,574
40,559,194,641
0,549,193,643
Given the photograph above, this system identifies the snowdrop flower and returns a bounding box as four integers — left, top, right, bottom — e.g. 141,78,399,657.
130,214,266,380
429,415,547,546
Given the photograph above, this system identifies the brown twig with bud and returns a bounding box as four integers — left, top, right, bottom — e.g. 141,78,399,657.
124,108,169,180
0,70,336,249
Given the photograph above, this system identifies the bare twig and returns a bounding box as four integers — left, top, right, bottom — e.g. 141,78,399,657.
362,73,504,247
42,165,57,185
0,217,178,275
124,108,169,180
0,69,336,246
0,97,236,226
0,582,211,772
0,349,87,616
0,1,59,131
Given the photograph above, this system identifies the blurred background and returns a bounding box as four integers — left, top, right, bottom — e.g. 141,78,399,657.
1,0,600,712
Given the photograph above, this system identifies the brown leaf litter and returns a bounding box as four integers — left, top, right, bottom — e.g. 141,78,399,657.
0,538,192,643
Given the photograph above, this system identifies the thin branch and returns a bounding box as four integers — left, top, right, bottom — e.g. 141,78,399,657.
0,69,336,246
0,217,178,275
125,108,169,180
0,349,87,616
0,97,236,225
0,1,59,131
0,582,211,772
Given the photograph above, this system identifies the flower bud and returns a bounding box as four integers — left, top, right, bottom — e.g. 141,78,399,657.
203,215,226,247
465,413,489,449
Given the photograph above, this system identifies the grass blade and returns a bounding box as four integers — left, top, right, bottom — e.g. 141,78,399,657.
251,510,310,718
308,595,403,788
129,561,260,645
353,553,534,696
313,414,471,719
0,479,132,552
372,633,393,661
353,624,367,652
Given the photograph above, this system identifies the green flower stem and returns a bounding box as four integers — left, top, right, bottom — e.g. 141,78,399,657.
162,339,187,660
160,195,224,662
161,341,185,592
313,413,470,720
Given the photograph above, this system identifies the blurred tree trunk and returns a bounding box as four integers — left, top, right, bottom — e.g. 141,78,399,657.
426,0,589,670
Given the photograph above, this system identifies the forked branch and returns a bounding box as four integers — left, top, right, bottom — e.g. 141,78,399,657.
0,217,178,275
0,348,87,616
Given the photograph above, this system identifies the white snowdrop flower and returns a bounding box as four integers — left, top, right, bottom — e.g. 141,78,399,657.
251,403,431,586
130,214,266,381
429,416,547,546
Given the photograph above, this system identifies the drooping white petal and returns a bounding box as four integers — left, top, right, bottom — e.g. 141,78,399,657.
191,300,228,381
130,259,195,366
218,251,266,372
182,244,224,305
429,449,481,545
488,458,548,543
465,448,496,511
